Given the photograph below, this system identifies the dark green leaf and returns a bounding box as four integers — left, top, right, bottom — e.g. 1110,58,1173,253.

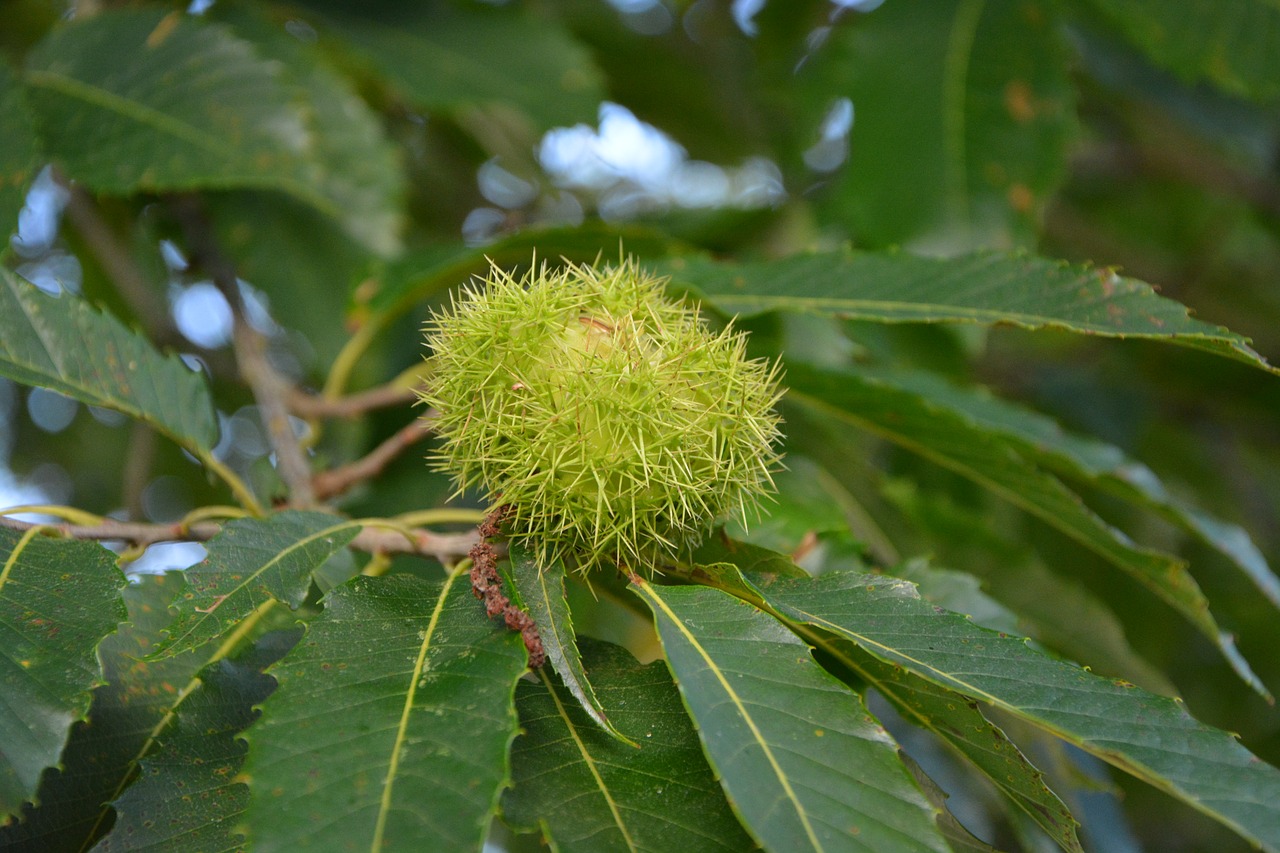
24,8,396,253
324,3,603,129
740,568,1280,852
0,59,39,242
152,512,360,660
509,544,632,744
664,251,1278,375
94,630,297,852
631,578,948,853
867,366,1280,609
0,530,126,820
784,362,1265,697
814,0,1075,247
504,638,754,853
240,571,527,852
1079,0,1280,102
0,268,219,457
0,573,203,851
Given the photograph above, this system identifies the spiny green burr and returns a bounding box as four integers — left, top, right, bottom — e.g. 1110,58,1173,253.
419,258,783,572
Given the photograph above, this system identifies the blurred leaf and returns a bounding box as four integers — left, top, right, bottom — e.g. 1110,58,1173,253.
1077,0,1280,103
631,577,948,853
504,638,755,853
0,268,219,457
93,629,295,852
0,59,38,242
210,2,405,255
740,567,1280,851
784,362,1267,697
24,8,398,253
0,530,125,820
664,251,1278,376
240,571,527,852
0,573,202,851
152,512,360,660
317,2,603,130
814,0,1075,248
868,366,1280,609
508,544,631,744
206,191,375,369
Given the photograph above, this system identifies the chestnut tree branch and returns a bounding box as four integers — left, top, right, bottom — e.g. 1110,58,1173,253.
288,383,421,419
312,419,434,502
170,194,316,506
0,514,482,564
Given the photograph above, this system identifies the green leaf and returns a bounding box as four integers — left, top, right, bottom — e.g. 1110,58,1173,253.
783,362,1266,697
0,268,219,457
0,572,203,851
94,629,296,852
630,577,948,853
0,530,126,820
1079,0,1280,103
24,8,397,253
508,544,632,745
322,3,603,130
845,648,1081,853
741,568,1280,852
210,2,404,256
0,59,39,242
504,638,755,853
867,366,1280,610
240,571,528,852
663,251,1278,376
152,511,360,660
812,0,1075,247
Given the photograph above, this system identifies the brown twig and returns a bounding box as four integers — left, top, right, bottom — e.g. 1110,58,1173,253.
469,506,545,668
288,384,422,419
170,194,316,506
61,180,179,347
0,514,482,564
312,420,434,502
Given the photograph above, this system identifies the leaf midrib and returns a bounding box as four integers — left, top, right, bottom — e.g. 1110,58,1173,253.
635,579,824,852
539,668,637,851
369,567,461,852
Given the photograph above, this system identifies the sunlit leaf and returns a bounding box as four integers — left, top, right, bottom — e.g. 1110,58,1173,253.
0,530,125,820
736,567,1280,851
504,639,754,853
0,59,39,242
783,362,1266,697
94,630,296,852
508,544,631,744
240,571,527,852
631,577,948,853
151,512,360,660
0,268,219,457
664,251,1278,375
0,573,202,851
